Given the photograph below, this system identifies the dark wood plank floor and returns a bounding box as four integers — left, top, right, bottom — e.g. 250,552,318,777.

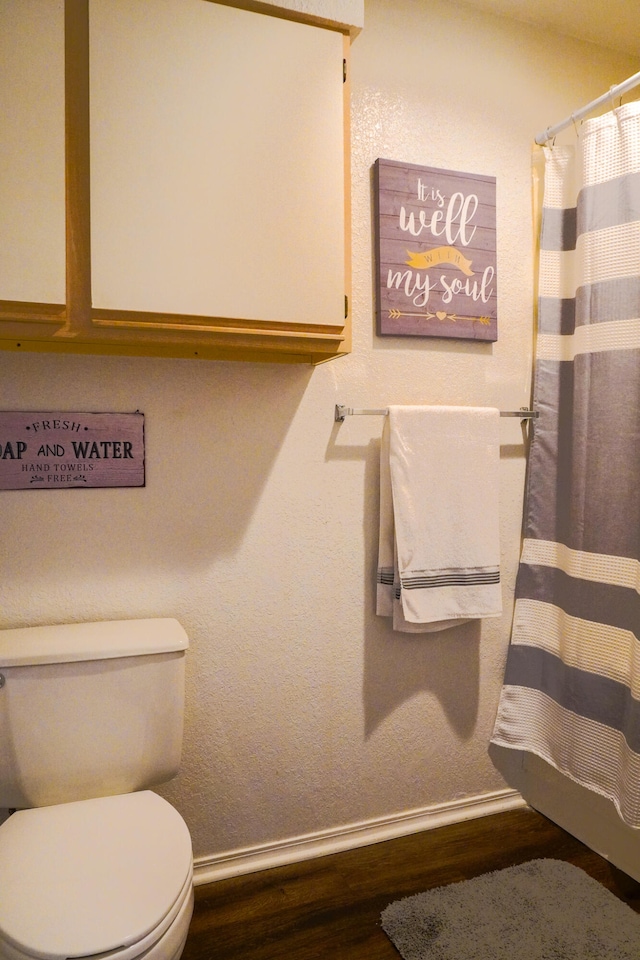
183,807,640,960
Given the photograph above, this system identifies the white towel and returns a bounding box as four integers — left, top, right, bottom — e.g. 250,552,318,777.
376,420,459,632
377,406,502,631
376,418,395,618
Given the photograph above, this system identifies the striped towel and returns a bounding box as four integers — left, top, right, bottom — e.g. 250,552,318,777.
377,406,502,631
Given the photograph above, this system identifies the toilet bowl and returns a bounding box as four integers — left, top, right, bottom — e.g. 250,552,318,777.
0,792,194,960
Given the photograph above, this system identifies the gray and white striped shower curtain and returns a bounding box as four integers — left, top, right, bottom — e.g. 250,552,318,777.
491,101,640,827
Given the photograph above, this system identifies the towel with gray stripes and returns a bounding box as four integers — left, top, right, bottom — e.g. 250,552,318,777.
376,405,502,632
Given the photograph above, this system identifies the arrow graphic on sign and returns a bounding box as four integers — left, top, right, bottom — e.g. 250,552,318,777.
388,310,491,325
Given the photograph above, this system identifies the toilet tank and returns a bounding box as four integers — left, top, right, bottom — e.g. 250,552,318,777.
0,618,188,808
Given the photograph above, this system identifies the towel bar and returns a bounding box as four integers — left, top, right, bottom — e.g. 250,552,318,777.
334,404,538,422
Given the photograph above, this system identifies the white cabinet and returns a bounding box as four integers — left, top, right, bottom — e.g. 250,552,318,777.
0,0,351,364
90,0,345,327
0,0,66,306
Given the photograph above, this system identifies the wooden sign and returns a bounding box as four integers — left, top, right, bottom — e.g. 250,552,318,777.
0,412,145,489
374,159,497,341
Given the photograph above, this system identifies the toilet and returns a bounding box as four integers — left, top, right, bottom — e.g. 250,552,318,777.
0,618,194,960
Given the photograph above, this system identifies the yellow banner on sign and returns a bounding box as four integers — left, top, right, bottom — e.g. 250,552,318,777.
405,246,475,275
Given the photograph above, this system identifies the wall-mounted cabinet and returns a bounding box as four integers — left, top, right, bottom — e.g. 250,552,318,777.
0,0,67,324
0,0,351,364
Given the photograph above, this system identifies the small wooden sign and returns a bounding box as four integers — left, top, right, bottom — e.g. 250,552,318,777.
0,412,145,490
374,159,497,341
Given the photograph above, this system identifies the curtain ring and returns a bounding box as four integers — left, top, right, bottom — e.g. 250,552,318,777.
571,113,580,138
609,84,621,111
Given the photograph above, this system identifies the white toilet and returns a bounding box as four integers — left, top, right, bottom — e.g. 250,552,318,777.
0,618,194,960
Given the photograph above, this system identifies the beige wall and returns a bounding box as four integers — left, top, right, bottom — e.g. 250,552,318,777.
1,0,638,867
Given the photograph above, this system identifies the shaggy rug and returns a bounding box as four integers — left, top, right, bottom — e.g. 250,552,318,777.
381,858,640,959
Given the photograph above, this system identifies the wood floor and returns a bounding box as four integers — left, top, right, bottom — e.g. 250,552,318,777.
182,807,640,960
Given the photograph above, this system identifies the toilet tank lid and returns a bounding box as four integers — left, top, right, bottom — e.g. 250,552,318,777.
0,618,188,666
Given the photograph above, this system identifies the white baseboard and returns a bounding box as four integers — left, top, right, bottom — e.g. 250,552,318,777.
193,787,526,885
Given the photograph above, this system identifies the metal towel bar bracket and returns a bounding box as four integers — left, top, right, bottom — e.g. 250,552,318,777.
334,404,538,422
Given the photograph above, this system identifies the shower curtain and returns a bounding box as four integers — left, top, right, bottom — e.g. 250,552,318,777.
491,100,640,828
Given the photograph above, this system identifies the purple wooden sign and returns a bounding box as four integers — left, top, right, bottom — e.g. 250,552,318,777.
0,412,145,489
374,159,497,341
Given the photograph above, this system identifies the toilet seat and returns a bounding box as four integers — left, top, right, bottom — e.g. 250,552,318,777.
0,871,193,960
0,792,193,960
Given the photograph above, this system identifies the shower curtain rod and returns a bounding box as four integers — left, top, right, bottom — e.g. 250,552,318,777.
334,405,538,421
535,70,640,145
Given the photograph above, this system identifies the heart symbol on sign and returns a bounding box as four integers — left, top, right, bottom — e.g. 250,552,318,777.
436,311,447,321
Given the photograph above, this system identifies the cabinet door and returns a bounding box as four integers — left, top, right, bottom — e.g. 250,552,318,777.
89,0,346,327
0,0,66,305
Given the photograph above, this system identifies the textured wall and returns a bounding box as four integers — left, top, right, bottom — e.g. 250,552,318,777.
0,0,637,863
